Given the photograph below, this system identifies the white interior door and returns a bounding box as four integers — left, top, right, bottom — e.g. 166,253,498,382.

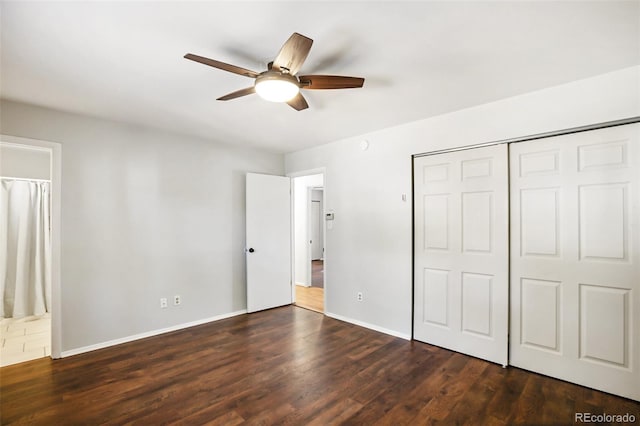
246,173,291,313
510,124,640,401
414,144,509,365
310,200,322,260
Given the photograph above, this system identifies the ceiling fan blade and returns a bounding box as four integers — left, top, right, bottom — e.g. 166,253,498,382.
184,53,259,78
217,87,256,101
287,93,309,111
299,75,365,90
273,33,313,75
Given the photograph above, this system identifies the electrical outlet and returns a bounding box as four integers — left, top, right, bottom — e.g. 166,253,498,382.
160,298,168,308
174,295,181,306
357,292,363,302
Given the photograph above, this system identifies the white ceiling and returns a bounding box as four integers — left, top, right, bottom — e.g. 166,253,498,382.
1,1,639,153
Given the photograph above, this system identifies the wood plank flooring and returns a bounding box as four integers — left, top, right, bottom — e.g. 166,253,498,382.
295,285,324,313
1,306,638,425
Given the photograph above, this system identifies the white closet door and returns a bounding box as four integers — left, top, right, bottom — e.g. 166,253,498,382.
510,124,640,401
414,144,509,366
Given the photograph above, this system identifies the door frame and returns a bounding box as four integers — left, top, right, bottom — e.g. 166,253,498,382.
288,168,326,308
1,134,62,359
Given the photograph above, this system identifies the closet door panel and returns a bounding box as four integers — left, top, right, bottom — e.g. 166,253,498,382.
510,123,640,401
414,144,508,366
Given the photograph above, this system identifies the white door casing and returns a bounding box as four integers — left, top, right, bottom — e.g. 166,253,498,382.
246,173,292,313
0,136,61,359
509,124,640,401
413,144,509,366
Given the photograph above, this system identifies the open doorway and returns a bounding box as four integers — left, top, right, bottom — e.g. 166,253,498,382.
291,173,324,313
1,141,53,366
1,135,60,364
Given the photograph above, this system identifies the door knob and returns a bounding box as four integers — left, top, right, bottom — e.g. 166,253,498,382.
248,248,255,253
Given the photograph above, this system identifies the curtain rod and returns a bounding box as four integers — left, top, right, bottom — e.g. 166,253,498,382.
0,176,51,183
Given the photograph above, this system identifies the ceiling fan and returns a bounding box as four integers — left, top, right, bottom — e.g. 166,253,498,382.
184,32,365,111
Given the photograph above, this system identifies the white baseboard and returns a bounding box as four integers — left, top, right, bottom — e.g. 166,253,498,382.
60,310,247,358
324,311,411,340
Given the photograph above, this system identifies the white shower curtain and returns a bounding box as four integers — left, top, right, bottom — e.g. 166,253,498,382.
0,179,51,318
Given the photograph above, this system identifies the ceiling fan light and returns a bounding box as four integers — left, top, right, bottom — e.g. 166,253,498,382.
255,74,300,102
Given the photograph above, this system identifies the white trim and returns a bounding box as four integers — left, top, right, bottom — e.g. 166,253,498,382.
325,311,411,341
0,176,52,183
289,177,296,302
60,310,247,358
0,141,52,153
306,186,313,287
1,134,61,359
287,167,327,178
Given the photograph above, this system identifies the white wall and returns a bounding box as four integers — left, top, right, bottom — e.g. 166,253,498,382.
285,66,640,339
0,144,50,180
1,65,637,349
0,99,284,353
293,174,323,286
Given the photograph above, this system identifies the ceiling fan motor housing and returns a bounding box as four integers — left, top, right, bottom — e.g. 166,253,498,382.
254,71,300,102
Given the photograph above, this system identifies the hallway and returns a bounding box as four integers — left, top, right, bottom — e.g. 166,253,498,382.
296,260,324,312
311,260,323,288
295,286,323,313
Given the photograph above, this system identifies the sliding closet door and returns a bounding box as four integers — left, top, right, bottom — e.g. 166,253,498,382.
510,124,640,401
414,144,508,366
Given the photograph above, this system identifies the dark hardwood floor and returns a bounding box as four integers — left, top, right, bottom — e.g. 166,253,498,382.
1,306,638,425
